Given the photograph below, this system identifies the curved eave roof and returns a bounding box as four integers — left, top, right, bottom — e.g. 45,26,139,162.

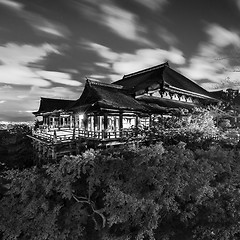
33,97,75,115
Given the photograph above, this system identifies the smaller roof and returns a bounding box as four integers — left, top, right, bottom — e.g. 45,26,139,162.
69,80,148,113
33,97,75,115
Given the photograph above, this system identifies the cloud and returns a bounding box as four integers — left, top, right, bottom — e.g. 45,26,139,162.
36,70,82,86
133,0,168,11
0,0,23,10
0,85,81,122
112,48,185,76
0,43,59,65
95,62,111,69
24,12,71,38
0,43,59,86
84,41,185,80
0,0,70,38
86,42,119,62
157,27,178,45
179,23,240,90
29,86,80,100
88,74,106,81
205,23,240,48
233,0,240,10
77,1,153,46
100,4,152,45
0,65,50,87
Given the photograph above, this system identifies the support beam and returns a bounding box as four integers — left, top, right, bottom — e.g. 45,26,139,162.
94,113,98,132
103,113,108,138
149,114,152,127
58,114,61,130
119,112,123,137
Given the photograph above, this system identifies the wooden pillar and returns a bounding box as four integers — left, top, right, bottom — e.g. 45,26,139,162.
135,115,139,137
94,113,98,132
102,113,108,138
135,115,139,128
73,115,76,140
119,112,123,137
149,114,152,127
83,115,88,130
58,115,61,130
70,115,73,129
47,116,50,131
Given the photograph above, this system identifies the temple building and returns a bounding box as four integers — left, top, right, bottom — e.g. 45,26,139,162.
30,62,219,160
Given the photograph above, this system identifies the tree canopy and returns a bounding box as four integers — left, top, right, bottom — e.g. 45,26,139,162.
1,142,240,240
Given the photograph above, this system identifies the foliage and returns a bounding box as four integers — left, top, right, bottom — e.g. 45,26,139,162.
130,107,226,150
1,142,240,239
0,123,34,171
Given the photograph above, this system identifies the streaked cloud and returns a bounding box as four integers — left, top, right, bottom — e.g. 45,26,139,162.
100,4,152,45
133,0,168,11
0,85,80,121
36,70,82,86
0,0,23,10
88,74,106,81
77,1,154,46
112,47,185,76
0,43,59,65
179,23,240,90
86,42,119,62
0,0,70,39
95,62,111,69
29,86,80,100
157,27,178,45
205,23,240,48
83,41,185,80
233,0,240,10
0,43,59,86
24,12,70,38
0,65,50,87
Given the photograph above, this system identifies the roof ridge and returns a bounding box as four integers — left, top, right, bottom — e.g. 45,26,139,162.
123,62,168,79
40,97,75,101
87,79,123,89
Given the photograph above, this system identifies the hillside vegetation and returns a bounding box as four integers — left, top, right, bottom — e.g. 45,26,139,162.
1,112,240,239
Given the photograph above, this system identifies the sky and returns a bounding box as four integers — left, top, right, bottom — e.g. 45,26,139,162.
1,0,240,122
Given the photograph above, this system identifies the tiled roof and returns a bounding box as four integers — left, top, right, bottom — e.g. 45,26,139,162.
33,97,75,115
163,67,215,99
113,62,217,100
114,63,166,93
69,80,148,112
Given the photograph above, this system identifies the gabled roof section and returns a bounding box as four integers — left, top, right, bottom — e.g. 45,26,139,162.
33,97,75,115
113,62,167,93
163,67,215,99
69,80,147,112
113,62,217,100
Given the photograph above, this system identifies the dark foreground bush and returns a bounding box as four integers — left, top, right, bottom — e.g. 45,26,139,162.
1,143,240,240
0,124,34,170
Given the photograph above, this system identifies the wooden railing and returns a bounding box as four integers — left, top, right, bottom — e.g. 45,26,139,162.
78,129,134,139
32,130,74,143
31,128,136,143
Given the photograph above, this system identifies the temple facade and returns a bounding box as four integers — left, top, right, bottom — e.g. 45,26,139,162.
30,62,219,160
